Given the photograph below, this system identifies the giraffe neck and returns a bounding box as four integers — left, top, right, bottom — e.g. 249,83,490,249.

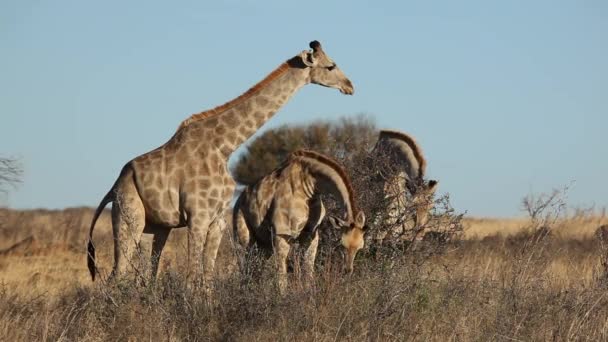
231,65,308,148
384,172,408,208
298,157,355,221
375,133,425,182
181,58,310,157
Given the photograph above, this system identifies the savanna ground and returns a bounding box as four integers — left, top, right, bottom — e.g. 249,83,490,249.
1,199,608,341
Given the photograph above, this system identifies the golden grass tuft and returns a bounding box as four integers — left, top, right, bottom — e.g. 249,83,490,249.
1,206,608,340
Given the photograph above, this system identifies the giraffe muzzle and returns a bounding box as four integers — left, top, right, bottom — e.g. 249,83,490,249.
340,80,355,95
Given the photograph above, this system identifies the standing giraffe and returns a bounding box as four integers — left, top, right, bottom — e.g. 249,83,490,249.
233,150,366,292
86,41,355,283
372,130,438,243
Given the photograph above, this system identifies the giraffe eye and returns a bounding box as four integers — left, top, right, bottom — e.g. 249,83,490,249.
327,64,336,71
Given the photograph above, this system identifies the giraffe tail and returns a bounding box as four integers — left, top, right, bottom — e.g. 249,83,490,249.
87,187,115,281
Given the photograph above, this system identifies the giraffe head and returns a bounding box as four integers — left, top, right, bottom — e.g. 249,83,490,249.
299,40,354,95
328,210,367,274
408,179,439,229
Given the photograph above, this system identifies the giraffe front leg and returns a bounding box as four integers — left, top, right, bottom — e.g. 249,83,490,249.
302,231,319,281
273,235,291,294
187,213,211,283
203,216,226,285
149,226,170,280
302,199,323,281
233,205,250,249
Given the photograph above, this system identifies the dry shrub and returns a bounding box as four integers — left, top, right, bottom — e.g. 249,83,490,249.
316,138,464,265
0,207,107,250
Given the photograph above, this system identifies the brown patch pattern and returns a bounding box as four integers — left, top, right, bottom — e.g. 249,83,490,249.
176,62,291,132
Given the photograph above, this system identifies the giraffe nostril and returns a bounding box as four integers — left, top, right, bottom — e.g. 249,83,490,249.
340,80,354,95
340,85,354,95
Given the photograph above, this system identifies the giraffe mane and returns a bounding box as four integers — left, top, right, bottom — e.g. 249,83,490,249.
176,62,291,132
290,149,359,214
378,130,427,177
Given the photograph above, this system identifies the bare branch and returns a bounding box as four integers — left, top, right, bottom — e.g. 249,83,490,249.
0,157,23,194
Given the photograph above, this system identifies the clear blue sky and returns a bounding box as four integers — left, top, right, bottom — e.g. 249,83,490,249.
1,1,606,217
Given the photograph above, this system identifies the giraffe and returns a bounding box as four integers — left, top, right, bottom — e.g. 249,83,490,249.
233,150,367,292
86,41,355,283
372,130,438,243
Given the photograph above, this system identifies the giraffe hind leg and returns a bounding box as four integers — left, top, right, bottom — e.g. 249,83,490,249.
110,172,146,281
147,225,170,280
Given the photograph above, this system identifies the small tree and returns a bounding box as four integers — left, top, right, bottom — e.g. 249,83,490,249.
231,114,378,185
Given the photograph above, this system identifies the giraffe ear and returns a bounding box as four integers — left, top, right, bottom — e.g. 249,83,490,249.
300,50,316,67
355,211,366,227
427,180,439,192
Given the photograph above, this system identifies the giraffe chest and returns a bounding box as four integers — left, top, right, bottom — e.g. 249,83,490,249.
271,185,313,237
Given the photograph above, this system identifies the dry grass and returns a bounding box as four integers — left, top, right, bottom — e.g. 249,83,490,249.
1,206,608,341
462,211,607,240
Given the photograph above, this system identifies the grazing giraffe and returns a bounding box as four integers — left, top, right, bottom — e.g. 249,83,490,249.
233,150,367,292
86,41,355,283
372,130,438,242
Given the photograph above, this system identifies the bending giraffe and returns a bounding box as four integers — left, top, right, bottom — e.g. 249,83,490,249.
233,150,367,292
86,41,355,283
372,130,438,243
